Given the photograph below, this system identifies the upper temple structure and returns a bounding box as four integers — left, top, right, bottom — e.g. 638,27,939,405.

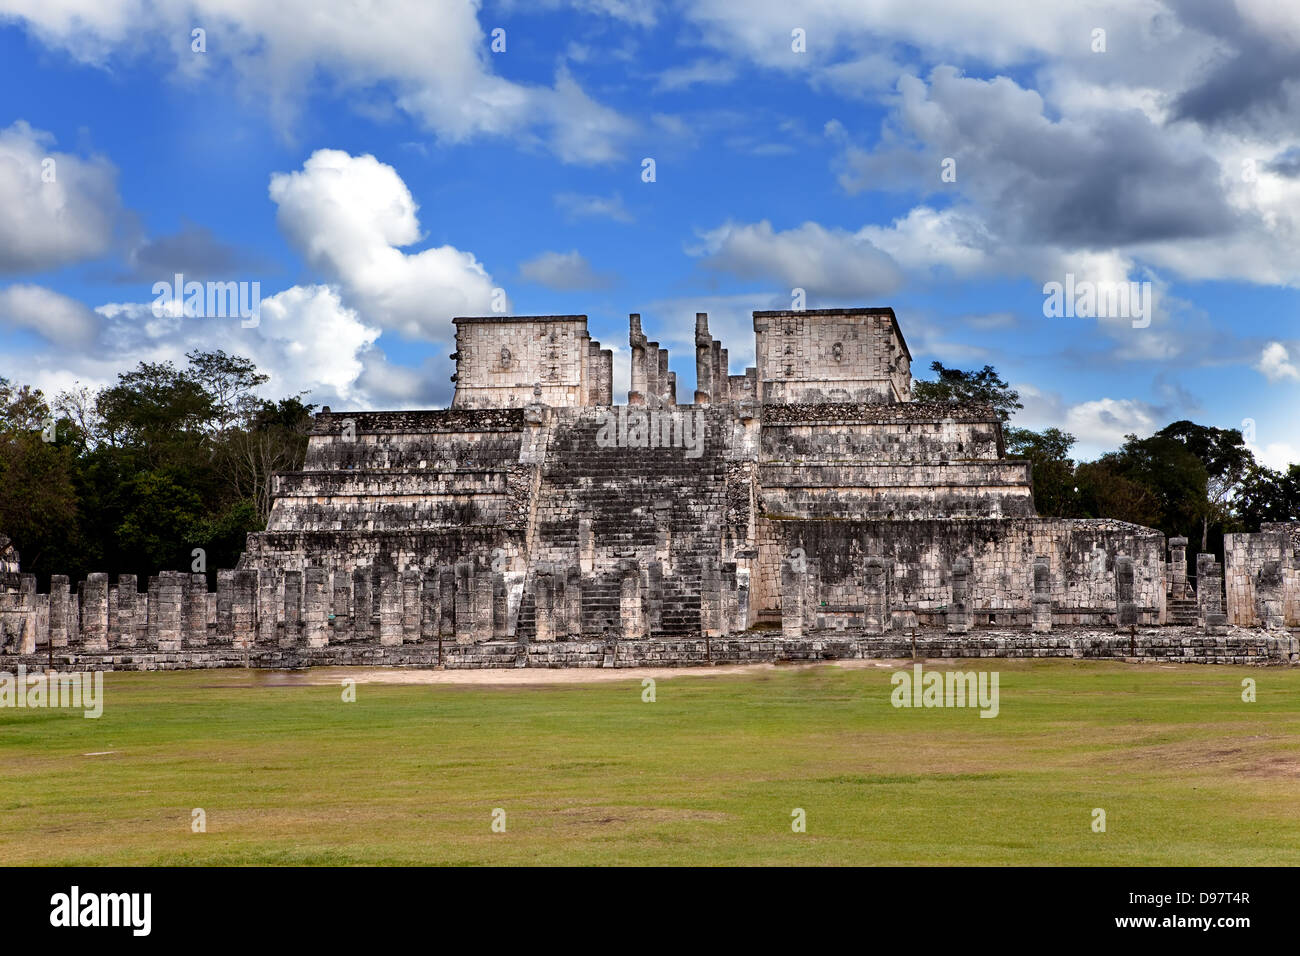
2,307,1296,666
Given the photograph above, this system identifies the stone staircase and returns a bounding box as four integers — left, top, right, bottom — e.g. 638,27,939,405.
1166,596,1198,626
521,405,733,638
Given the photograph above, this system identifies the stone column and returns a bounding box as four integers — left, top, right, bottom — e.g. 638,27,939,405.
378,568,402,646
13,575,37,653
532,569,554,642
700,555,722,638
184,572,208,647
281,570,302,648
454,560,474,644
402,567,421,643
658,350,671,406
216,570,234,646
780,550,806,639
947,557,973,634
1255,559,1285,629
564,567,581,639
257,569,277,645
645,340,659,409
422,569,440,642
303,567,329,648
1197,554,1228,635
718,348,729,401
438,566,456,640
474,570,494,640
156,571,184,652
49,574,70,648
618,565,642,641
1168,536,1189,599
79,573,109,652
628,313,647,405
1114,555,1137,630
863,557,891,635
1032,556,1052,633
116,574,139,648
231,570,257,649
695,313,713,404
332,570,351,639
352,568,372,642
492,571,509,639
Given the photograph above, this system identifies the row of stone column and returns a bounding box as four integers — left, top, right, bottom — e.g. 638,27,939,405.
627,313,675,407
776,551,1177,637
693,312,731,405
586,339,614,406
0,562,520,654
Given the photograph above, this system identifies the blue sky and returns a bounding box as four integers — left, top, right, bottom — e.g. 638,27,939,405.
1,0,1298,466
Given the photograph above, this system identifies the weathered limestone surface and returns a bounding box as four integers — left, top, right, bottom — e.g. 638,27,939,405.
3,307,1292,668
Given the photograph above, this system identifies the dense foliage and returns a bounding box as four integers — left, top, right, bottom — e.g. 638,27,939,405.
0,351,314,587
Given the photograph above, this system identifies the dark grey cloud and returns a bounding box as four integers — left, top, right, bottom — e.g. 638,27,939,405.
841,67,1240,250
117,221,275,283
1168,0,1300,132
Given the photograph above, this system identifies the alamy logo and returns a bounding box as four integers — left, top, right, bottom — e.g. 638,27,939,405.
50,886,151,936
151,272,261,327
595,407,705,458
890,664,999,718
0,666,102,718
1042,273,1152,328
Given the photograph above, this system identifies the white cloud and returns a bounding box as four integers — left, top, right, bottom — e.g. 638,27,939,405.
1,282,388,410
2,1,632,163
1255,341,1300,382
519,250,611,290
0,284,99,346
555,191,634,224
268,149,500,341
0,121,121,274
693,219,902,299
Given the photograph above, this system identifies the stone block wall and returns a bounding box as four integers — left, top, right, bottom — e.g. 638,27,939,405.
1224,522,1300,626
451,315,609,409
753,308,911,404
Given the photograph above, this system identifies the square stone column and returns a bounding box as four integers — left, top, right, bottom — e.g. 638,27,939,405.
1031,556,1052,633
1168,536,1189,599
303,567,329,648
780,550,806,640
231,570,257,649
1115,555,1137,630
863,557,892,635
1197,553,1228,635
947,557,973,634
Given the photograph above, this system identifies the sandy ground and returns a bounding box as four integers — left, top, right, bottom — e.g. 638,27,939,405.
190,658,911,688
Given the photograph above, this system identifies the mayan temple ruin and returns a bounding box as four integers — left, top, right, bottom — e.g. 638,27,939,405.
1,307,1297,667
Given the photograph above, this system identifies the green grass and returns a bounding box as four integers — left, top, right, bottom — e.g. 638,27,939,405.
1,660,1298,865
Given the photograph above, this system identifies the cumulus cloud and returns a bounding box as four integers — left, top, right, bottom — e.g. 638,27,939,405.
268,149,500,340
0,283,99,346
0,282,389,410
1,1,633,163
519,250,612,290
1255,341,1300,383
692,220,903,299
0,121,122,275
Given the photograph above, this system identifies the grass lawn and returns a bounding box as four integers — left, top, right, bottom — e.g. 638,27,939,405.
1,659,1297,865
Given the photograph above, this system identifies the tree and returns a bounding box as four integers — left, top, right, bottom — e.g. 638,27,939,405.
1155,420,1255,551
186,349,269,438
1088,433,1208,539
223,396,316,523
1235,463,1300,529
912,362,1023,422
1005,426,1079,517
0,379,81,576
